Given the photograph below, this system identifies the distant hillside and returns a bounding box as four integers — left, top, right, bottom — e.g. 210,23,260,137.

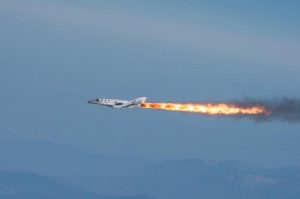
0,171,151,199
1,140,300,199
0,140,149,177
69,160,300,199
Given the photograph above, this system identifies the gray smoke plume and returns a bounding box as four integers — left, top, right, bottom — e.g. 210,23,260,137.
235,98,300,123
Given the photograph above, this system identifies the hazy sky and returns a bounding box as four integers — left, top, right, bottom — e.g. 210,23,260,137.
1,0,300,167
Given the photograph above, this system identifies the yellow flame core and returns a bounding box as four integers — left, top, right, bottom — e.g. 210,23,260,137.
140,103,268,115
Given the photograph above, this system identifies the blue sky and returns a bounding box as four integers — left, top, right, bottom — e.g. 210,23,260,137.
0,0,300,167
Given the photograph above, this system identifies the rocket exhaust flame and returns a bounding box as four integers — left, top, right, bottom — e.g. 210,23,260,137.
140,102,268,116
140,98,300,122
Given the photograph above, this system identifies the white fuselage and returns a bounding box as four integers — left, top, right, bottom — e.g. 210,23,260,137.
88,97,147,108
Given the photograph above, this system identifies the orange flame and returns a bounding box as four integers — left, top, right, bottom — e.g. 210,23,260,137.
140,102,268,115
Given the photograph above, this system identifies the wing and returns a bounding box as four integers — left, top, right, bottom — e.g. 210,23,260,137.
112,101,133,108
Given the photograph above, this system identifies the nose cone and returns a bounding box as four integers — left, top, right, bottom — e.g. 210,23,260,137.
88,99,98,104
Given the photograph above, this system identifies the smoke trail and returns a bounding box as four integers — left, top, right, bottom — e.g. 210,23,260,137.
141,98,300,123
235,98,300,122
